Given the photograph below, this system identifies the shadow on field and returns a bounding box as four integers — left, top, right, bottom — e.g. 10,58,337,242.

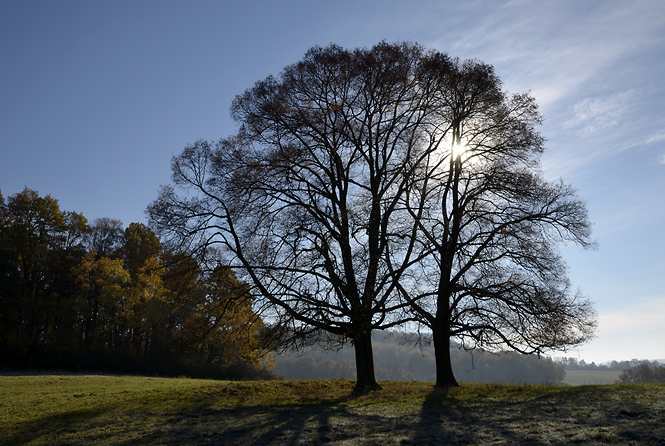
5,384,665,445
411,391,549,445
121,401,423,445
3,406,114,445
5,396,404,445
410,385,665,445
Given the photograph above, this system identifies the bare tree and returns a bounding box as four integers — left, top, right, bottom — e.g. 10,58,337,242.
89,217,124,258
398,55,596,389
149,42,435,393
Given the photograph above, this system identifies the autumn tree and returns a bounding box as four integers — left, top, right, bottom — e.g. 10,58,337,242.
116,223,168,358
74,252,130,353
398,55,596,389
0,187,89,354
173,265,265,367
0,186,270,377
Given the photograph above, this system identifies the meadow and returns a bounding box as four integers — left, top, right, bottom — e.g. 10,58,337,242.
1,375,664,445
562,370,622,386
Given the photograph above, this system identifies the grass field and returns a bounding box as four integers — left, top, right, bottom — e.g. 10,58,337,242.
563,369,622,386
1,375,664,445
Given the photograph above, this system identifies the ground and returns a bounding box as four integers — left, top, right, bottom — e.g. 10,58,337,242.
1,376,664,445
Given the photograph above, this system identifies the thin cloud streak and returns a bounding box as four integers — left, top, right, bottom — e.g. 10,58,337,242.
564,91,635,136
434,2,664,106
646,132,665,145
423,1,665,184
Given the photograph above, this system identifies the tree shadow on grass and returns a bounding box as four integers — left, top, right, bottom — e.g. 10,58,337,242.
410,384,665,446
2,405,113,445
123,401,421,445
5,384,665,445
4,394,410,445
410,389,550,446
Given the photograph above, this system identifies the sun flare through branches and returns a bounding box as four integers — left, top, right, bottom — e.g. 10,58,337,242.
451,140,468,161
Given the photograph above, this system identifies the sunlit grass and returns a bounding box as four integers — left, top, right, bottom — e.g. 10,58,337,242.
1,375,664,445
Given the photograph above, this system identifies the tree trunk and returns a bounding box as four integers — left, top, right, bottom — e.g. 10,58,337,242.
352,330,381,395
433,323,458,390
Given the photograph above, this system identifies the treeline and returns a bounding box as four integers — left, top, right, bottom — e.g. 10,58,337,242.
0,187,273,379
274,333,565,385
617,363,665,384
554,357,660,371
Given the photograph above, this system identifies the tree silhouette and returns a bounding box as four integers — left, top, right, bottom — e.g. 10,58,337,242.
398,55,596,389
149,41,596,392
150,42,437,393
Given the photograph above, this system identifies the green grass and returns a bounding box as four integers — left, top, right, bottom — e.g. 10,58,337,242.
563,369,622,385
1,375,664,445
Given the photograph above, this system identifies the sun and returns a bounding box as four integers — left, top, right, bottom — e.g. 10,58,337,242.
430,129,475,166
451,141,468,160
449,136,482,168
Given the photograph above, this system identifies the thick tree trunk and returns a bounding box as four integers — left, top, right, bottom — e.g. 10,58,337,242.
352,330,381,395
433,323,458,390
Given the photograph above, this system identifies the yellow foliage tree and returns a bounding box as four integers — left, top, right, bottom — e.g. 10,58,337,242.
175,265,264,367
75,251,130,352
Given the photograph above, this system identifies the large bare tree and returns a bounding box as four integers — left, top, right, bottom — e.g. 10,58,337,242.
149,42,434,393
398,55,596,389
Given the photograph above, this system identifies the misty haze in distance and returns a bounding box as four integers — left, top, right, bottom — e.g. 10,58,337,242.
271,332,664,384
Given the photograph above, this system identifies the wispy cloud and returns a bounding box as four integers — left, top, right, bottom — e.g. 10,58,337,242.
641,132,665,163
564,92,634,135
645,132,665,145
427,1,665,112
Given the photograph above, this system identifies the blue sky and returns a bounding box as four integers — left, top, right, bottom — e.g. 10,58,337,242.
1,0,664,363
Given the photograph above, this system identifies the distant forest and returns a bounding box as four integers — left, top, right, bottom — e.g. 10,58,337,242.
273,341,665,385
553,357,663,372
617,362,665,383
